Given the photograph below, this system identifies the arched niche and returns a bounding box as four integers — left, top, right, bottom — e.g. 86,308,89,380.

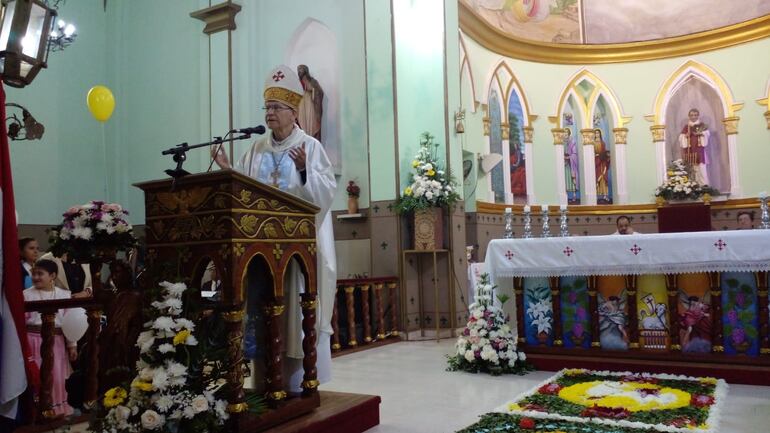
552,70,630,205
756,79,770,129
285,18,341,174
482,61,536,204
459,32,478,113
240,253,275,393
191,256,225,301
651,60,743,196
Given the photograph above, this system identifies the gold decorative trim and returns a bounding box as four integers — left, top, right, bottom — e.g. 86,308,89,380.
301,379,320,390
551,128,566,145
364,336,373,343
764,111,770,129
376,333,386,340
650,125,666,142
518,337,526,343
344,286,356,294
268,391,287,401
553,339,563,346
222,310,244,323
267,305,285,316
360,284,371,291
667,291,678,297
500,122,510,140
146,238,316,248
332,343,342,350
587,291,597,297
671,344,682,351
514,290,524,296
391,330,400,337
761,347,770,355
710,290,722,297
580,129,596,145
712,345,725,353
613,128,628,145
591,341,600,348
263,87,302,111
300,299,318,309
227,402,248,413
459,2,770,64
348,340,358,347
626,291,636,296
723,116,740,135
523,126,534,143
758,290,769,297
629,342,640,349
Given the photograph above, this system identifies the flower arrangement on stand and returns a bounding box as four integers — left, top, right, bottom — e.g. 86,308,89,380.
346,180,360,214
654,160,715,204
447,273,533,375
48,200,137,262
90,281,251,433
395,132,460,250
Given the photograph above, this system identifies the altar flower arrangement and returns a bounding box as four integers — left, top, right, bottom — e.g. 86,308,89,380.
90,282,251,433
48,200,137,262
447,273,533,375
394,132,460,214
654,159,715,202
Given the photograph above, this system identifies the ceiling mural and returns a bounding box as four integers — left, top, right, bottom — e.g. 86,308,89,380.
461,0,770,45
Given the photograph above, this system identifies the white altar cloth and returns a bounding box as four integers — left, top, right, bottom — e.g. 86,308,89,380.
485,230,770,279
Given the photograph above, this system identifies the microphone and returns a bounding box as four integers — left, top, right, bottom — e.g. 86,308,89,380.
230,125,266,135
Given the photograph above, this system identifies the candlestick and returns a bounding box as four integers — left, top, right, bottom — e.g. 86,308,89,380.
524,205,531,213
523,206,533,239
559,206,569,237
761,195,770,229
504,208,514,239
541,207,551,238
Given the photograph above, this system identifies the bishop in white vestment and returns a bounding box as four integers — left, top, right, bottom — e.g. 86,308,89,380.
212,65,337,393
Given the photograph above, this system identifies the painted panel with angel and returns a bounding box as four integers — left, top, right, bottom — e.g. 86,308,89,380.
677,273,712,353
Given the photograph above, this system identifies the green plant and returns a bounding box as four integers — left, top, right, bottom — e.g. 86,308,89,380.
394,132,460,214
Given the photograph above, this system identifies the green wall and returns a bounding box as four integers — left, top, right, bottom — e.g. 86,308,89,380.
461,35,770,205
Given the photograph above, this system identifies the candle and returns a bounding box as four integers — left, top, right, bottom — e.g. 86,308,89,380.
524,205,531,213
505,207,512,214
560,204,567,211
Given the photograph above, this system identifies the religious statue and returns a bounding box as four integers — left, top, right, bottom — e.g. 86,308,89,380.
593,128,611,203
678,108,710,186
563,127,579,203
297,64,324,142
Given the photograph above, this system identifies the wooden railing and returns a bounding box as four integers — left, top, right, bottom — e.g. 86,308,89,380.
332,277,400,353
23,297,103,425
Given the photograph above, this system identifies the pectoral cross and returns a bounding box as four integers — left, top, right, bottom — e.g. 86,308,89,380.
270,168,280,187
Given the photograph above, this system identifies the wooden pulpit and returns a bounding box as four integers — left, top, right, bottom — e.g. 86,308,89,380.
135,169,321,431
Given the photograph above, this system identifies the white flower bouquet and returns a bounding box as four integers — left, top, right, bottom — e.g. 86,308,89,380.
91,282,253,433
394,132,460,214
447,273,532,375
654,160,715,202
48,200,137,262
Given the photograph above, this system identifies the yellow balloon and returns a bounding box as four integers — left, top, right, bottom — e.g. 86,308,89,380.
86,85,115,122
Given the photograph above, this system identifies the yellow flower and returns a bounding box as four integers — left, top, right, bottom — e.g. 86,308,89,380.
412,160,419,167
404,187,413,196
558,380,691,412
699,377,718,385
103,387,127,408
173,329,191,346
426,169,436,177
507,403,521,411
563,368,586,376
131,380,154,392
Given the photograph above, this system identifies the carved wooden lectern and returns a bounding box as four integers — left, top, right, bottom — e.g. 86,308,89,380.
135,170,321,430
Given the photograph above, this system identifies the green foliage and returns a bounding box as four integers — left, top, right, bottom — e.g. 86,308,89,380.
446,354,534,376
457,413,662,433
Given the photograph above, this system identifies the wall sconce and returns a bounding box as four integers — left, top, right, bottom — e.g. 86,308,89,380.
0,0,58,88
455,108,465,134
5,102,44,140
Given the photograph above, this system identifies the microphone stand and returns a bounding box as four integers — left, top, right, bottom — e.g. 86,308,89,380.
161,133,253,190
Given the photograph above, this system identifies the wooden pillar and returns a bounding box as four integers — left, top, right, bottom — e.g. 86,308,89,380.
374,283,386,339
708,272,724,353
513,277,525,346
300,293,319,397
625,275,640,349
344,286,357,347
665,274,681,351
387,282,399,336
756,271,770,355
549,277,563,346
222,308,248,413
84,308,102,408
331,286,341,350
586,276,600,348
265,303,286,405
360,284,372,343
39,311,56,419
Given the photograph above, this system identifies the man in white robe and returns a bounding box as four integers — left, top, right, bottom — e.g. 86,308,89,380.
212,65,336,393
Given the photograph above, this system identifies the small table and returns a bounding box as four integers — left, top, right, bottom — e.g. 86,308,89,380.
401,249,456,342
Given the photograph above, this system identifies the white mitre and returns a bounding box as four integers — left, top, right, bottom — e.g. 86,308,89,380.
263,65,304,110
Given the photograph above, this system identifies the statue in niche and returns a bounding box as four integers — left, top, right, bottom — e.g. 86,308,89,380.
297,64,324,142
563,127,580,204
678,108,711,186
593,128,611,204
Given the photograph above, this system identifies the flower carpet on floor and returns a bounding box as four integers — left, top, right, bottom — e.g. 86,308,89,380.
458,369,727,433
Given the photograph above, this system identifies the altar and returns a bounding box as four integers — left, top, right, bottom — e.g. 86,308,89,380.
485,230,770,384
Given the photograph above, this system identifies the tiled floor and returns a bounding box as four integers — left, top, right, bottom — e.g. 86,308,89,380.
320,340,770,433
